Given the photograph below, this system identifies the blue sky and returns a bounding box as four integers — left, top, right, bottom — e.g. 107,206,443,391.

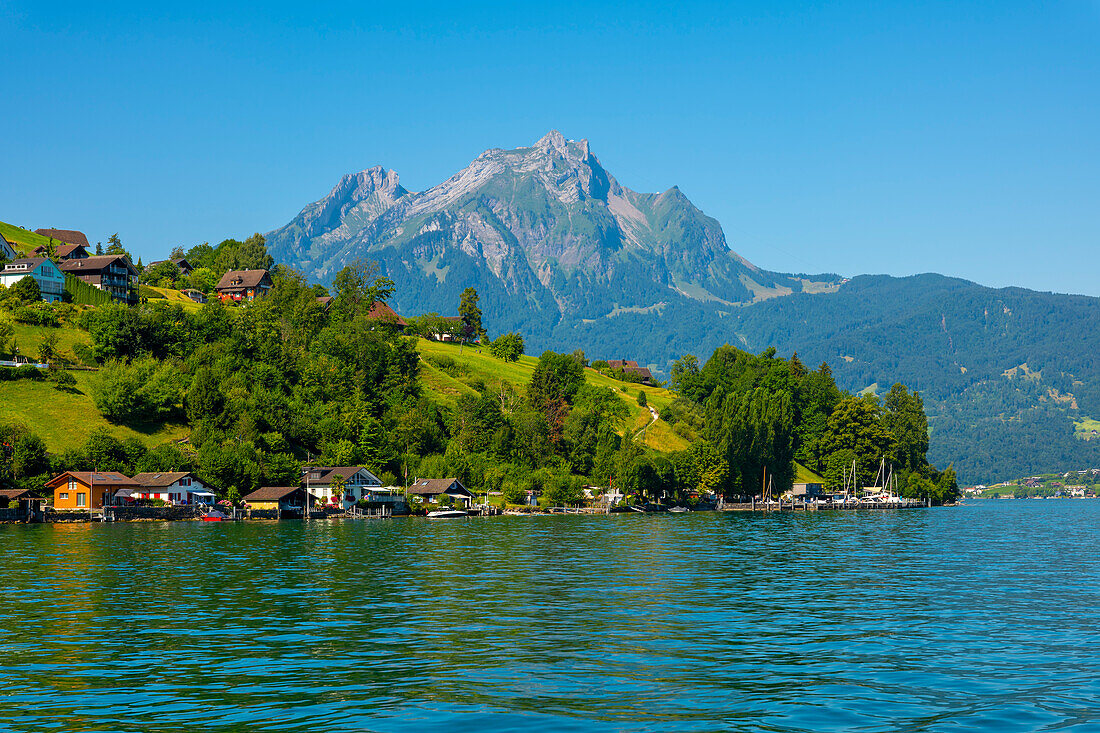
2,1,1097,294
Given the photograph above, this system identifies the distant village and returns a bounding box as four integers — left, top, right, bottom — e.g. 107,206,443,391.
964,468,1100,499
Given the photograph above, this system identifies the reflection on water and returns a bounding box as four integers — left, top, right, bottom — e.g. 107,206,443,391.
2,502,1098,731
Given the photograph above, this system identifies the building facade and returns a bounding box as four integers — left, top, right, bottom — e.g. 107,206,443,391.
0,258,66,302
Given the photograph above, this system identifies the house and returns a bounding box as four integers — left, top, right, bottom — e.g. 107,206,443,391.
30,243,89,261
0,488,46,521
45,471,140,510
242,485,312,518
181,288,207,304
789,482,824,501
146,258,193,275
606,359,655,385
59,255,139,303
131,472,215,505
407,478,474,508
316,296,334,311
34,228,90,248
215,269,272,302
302,465,383,508
0,233,16,261
0,258,66,302
366,301,408,331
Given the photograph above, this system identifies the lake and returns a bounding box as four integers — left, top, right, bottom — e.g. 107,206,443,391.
1,501,1098,732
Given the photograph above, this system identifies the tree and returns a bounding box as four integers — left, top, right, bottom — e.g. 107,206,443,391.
105,233,131,260
11,276,40,302
332,259,395,319
37,332,58,365
0,313,14,356
882,383,929,472
820,395,898,489
458,287,485,343
488,332,524,362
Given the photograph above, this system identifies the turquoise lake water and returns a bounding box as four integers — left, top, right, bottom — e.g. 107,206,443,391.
1,501,1098,732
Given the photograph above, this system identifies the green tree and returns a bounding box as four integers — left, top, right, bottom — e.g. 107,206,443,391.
11,276,40,302
488,332,524,361
332,259,395,319
820,395,898,489
0,313,14,356
882,383,930,472
458,287,485,343
37,332,58,364
105,233,131,260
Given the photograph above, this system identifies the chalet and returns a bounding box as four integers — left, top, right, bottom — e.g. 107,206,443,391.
181,288,207,304
366,301,408,331
60,255,139,303
242,485,312,518
216,269,272,302
45,471,140,510
146,258,193,275
302,465,383,508
131,472,215,505
0,257,66,302
0,233,16,261
407,478,474,508
34,228,90,248
606,359,654,385
30,243,89,261
0,488,46,521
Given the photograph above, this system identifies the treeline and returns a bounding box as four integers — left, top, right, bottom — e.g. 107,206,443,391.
140,234,277,294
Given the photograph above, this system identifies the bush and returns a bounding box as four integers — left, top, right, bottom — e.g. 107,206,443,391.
637,390,647,407
0,365,44,381
91,357,185,423
49,369,77,392
591,360,609,370
72,342,98,366
12,304,60,327
10,277,40,302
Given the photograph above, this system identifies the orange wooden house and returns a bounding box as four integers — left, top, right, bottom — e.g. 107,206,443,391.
45,471,139,510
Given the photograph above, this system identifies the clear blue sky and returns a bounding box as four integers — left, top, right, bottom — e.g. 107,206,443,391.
2,1,1097,294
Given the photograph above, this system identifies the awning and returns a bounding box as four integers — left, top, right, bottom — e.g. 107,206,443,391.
113,488,138,498
190,491,216,497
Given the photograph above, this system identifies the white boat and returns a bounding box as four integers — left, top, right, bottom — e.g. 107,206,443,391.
427,509,468,518
668,506,690,513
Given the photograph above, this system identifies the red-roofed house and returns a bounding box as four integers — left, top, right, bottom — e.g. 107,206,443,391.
45,471,139,510
215,269,272,302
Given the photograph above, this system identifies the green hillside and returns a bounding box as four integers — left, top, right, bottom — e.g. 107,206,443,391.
0,221,59,255
415,338,689,454
0,368,187,452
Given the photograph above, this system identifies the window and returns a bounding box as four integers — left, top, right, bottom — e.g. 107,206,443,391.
76,493,86,507
179,477,191,486
68,478,77,492
59,492,69,501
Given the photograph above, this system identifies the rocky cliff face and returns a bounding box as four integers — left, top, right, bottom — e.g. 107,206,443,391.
266,131,834,329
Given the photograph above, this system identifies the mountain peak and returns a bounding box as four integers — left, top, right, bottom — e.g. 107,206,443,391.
536,129,568,152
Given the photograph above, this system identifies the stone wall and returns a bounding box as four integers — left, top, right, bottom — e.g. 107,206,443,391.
105,506,203,522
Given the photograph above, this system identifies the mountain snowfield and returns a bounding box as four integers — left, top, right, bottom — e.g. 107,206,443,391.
266,131,1100,484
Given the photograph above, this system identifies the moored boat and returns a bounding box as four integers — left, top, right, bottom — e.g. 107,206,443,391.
427,509,468,518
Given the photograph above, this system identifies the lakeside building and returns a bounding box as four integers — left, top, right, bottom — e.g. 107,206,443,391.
215,269,272,302
130,472,215,505
302,466,383,508
0,257,66,302
60,255,139,303
45,471,140,510
242,486,312,518
407,478,474,508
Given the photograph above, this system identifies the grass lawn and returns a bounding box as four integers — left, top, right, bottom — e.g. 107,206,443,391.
0,370,188,451
1074,417,1100,440
142,285,205,312
795,462,826,483
11,322,93,362
415,338,688,452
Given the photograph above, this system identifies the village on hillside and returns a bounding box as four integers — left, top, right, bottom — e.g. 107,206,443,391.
0,224,707,524
964,468,1100,499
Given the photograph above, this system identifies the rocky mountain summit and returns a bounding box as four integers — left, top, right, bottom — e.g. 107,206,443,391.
267,131,836,325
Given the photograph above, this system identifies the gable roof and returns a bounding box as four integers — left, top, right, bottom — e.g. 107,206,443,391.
131,472,194,488
242,486,305,502
1,257,51,274
366,301,407,327
0,233,16,258
302,466,381,484
34,229,90,247
0,488,45,501
216,269,271,290
59,255,139,276
407,478,471,496
45,471,139,488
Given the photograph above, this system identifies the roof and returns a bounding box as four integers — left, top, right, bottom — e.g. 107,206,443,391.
131,472,193,488
407,478,471,496
216,269,271,290
1,257,51,273
302,466,380,484
366,301,407,327
45,471,139,487
55,244,87,258
34,229,90,247
607,360,639,369
59,255,139,276
0,488,45,500
242,486,305,502
623,365,653,381
316,296,334,308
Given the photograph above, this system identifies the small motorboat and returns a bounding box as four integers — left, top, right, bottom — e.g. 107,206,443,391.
668,506,690,513
202,509,229,522
427,509,468,519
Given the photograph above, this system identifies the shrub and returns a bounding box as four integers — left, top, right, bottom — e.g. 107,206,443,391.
637,390,648,407
488,332,525,362
49,369,77,392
